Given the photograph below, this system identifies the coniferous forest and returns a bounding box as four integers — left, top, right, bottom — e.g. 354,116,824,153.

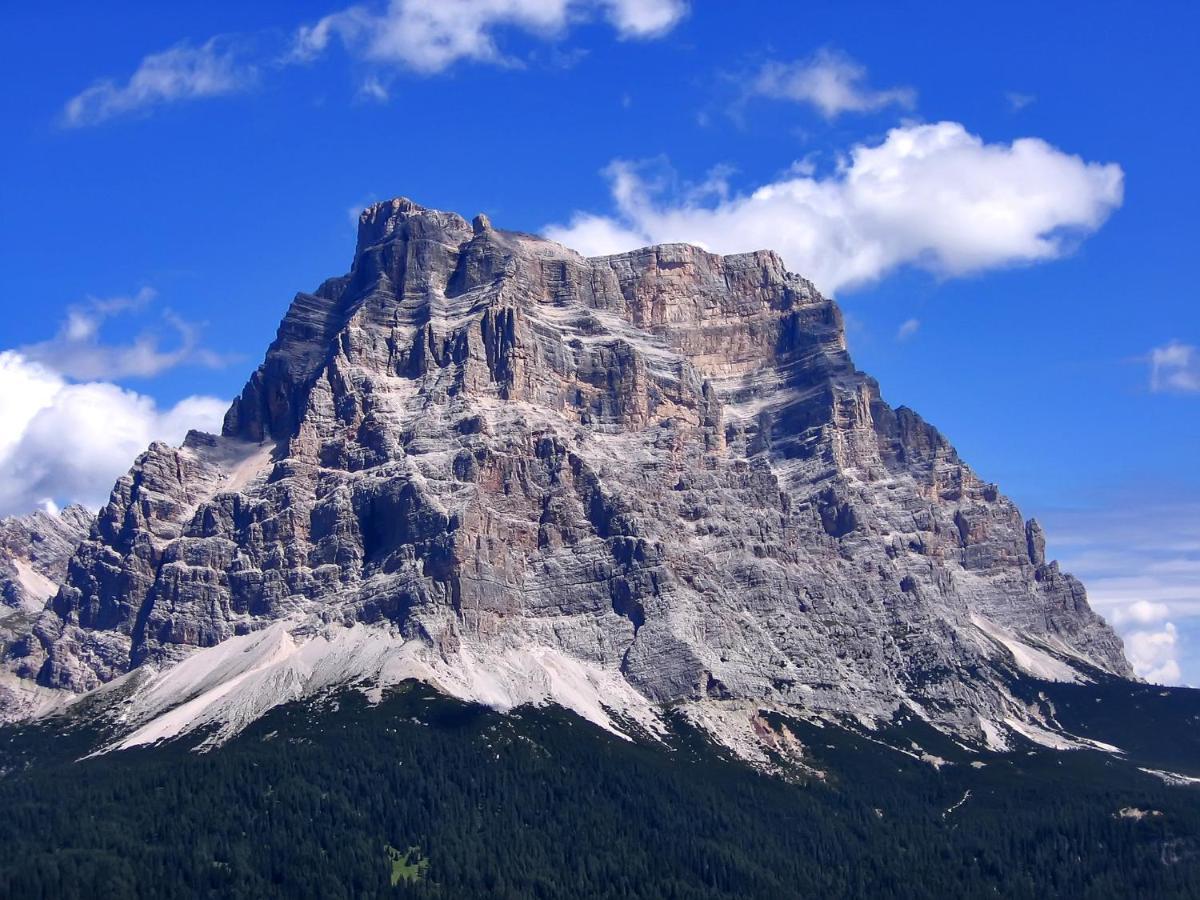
1,676,1198,899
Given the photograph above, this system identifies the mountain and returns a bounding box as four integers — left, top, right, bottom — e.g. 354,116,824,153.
1,504,92,613
0,504,91,718
0,198,1136,756
2,198,1198,898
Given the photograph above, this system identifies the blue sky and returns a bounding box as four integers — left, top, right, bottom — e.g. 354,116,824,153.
1,1,1197,683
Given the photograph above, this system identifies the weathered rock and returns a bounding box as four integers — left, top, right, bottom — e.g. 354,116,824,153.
0,504,92,719
3,198,1131,744
1,505,92,615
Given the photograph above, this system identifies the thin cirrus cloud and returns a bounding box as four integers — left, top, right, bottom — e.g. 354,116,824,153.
545,121,1125,295
0,351,227,517
17,288,233,382
747,48,915,119
357,74,392,104
1149,340,1200,393
62,37,256,128
1005,91,1036,112
896,318,920,341
1045,496,1200,685
292,0,689,73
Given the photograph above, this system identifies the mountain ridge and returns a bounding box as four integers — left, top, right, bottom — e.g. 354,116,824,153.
1,197,1132,757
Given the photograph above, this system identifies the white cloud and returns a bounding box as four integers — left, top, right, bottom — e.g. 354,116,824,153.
293,0,687,73
1044,496,1200,685
748,49,915,118
1060,554,1200,623
0,352,227,517
602,0,687,38
63,2,683,123
1112,599,1172,626
1126,623,1182,684
545,121,1124,294
1149,340,1200,393
63,38,255,127
896,318,920,341
18,289,231,381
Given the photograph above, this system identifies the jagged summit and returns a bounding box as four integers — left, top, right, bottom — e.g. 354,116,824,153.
1,199,1130,756
356,197,471,255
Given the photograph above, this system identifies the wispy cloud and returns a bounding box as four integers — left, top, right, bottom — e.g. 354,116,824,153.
62,2,687,124
1005,91,1036,112
18,288,234,381
292,0,688,74
357,74,392,103
545,121,1124,294
746,49,915,119
63,38,256,127
1043,494,1200,685
896,318,920,341
1149,340,1200,393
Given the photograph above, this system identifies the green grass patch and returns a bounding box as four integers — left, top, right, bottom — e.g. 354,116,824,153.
385,844,428,886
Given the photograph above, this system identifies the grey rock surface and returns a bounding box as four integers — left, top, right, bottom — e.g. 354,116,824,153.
3,198,1131,741
1,505,92,614
0,504,92,719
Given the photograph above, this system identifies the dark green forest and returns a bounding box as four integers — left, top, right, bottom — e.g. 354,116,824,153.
0,678,1197,899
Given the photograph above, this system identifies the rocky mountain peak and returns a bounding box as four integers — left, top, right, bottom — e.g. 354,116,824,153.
355,197,472,256
1,199,1132,754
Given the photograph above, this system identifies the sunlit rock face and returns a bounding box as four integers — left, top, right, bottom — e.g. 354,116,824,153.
0,504,92,720
1,505,92,615
6,198,1130,743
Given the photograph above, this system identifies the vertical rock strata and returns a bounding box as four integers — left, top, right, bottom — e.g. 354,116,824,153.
7,199,1130,738
0,504,92,717
1,505,92,617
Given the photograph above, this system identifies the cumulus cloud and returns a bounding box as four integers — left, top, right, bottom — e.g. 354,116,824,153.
545,121,1124,294
1149,340,1200,393
63,38,255,127
293,0,687,73
603,0,687,37
1112,600,1172,626
0,352,227,517
896,318,920,341
748,49,915,118
1126,623,1182,684
18,288,232,381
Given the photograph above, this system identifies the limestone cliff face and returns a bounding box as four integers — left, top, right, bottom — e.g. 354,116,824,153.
1,505,92,616
7,198,1130,741
0,504,92,719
